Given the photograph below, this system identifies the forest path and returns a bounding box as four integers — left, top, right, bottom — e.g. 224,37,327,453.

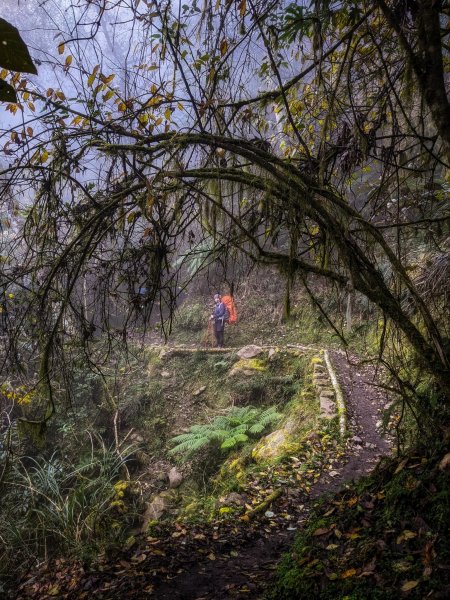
15,350,393,600
147,350,392,600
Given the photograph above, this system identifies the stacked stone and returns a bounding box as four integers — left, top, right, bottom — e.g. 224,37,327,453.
312,357,337,419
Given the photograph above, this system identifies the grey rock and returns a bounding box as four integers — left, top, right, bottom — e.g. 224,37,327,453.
161,370,171,378
219,492,246,507
168,466,183,488
142,492,171,524
237,345,263,359
320,397,336,417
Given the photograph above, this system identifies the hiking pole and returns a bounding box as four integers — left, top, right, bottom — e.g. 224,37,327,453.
202,319,214,348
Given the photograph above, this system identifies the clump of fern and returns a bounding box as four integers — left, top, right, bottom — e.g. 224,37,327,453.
169,405,282,459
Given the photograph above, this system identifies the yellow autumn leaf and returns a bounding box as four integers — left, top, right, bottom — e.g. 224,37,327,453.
47,585,60,596
340,568,357,579
220,39,228,56
394,458,408,474
313,527,330,536
40,150,49,163
58,43,65,55
401,580,418,592
103,90,114,101
65,55,73,67
396,530,417,544
100,73,115,84
164,108,172,120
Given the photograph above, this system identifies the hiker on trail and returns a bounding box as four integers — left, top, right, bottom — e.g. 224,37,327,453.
210,293,228,348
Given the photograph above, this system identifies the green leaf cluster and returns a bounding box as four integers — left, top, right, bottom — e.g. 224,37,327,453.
169,405,282,459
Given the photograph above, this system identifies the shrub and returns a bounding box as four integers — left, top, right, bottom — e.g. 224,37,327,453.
169,405,282,460
0,436,137,586
174,302,208,332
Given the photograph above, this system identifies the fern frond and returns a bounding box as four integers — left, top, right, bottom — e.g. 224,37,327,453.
168,405,283,459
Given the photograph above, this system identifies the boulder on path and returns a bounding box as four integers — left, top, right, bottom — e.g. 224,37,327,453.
237,345,263,359
168,466,183,489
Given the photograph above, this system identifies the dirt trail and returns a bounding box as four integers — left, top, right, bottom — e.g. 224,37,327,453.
148,351,392,600
15,350,393,600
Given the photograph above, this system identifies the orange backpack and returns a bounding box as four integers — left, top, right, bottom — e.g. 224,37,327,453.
221,295,237,324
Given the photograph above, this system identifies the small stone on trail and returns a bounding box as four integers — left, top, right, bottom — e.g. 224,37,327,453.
161,370,171,378
351,435,363,444
168,466,183,488
237,344,263,359
268,348,277,359
438,453,450,470
219,492,246,507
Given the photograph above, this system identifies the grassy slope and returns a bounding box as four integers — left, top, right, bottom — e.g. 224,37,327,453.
269,446,450,599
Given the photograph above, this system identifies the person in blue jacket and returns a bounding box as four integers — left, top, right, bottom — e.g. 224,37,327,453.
209,293,228,348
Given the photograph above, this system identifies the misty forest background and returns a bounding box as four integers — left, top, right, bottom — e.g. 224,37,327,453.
0,1,449,598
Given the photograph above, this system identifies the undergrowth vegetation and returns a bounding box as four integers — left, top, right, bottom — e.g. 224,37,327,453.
269,447,450,600
169,405,282,457
0,437,138,592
